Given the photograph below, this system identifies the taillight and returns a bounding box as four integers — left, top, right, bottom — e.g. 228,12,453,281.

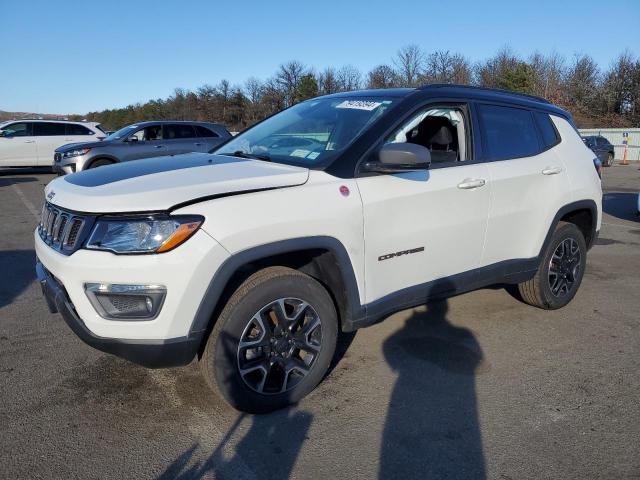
593,158,602,179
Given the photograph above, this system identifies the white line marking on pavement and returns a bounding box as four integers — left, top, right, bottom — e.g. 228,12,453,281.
11,183,40,220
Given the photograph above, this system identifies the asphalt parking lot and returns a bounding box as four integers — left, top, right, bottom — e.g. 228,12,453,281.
1,165,639,480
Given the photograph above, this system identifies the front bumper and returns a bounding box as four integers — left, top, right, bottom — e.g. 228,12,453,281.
36,260,201,368
53,163,76,175
34,226,230,367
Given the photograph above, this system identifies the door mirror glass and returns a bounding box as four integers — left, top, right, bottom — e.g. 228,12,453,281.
362,143,431,173
126,135,139,143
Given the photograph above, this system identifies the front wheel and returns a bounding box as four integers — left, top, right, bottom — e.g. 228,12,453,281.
88,158,114,169
518,221,587,309
201,267,338,413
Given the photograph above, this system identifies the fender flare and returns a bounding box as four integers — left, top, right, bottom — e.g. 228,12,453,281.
538,199,598,256
188,236,364,337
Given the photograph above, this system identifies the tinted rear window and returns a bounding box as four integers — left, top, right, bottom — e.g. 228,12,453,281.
534,112,559,149
478,104,540,160
163,124,197,140
66,123,94,135
195,125,219,137
34,122,66,136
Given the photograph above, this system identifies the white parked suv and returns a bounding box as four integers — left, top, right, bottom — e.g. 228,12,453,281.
0,119,104,167
35,85,602,413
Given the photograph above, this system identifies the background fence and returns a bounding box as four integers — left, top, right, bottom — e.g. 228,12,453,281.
578,128,640,161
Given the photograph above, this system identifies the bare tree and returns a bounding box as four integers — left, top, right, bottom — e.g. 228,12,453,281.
474,47,520,88
602,51,636,115
422,51,471,85
394,45,424,86
565,54,601,112
336,65,362,91
317,67,339,95
528,51,566,103
276,60,307,106
367,64,397,89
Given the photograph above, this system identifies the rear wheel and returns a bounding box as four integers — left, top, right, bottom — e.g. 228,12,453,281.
88,158,114,169
201,267,338,413
606,152,614,167
518,222,587,309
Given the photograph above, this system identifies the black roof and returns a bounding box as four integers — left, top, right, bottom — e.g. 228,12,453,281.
322,84,570,120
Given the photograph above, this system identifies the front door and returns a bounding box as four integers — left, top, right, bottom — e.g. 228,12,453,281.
356,104,490,305
0,122,38,166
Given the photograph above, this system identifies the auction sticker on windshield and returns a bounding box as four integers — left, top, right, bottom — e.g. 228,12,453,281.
336,100,382,111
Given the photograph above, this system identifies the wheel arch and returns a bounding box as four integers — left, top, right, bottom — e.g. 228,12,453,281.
86,155,119,169
189,236,364,354
539,200,598,256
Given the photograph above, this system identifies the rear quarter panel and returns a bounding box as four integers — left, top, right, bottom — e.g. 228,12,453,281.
551,116,603,232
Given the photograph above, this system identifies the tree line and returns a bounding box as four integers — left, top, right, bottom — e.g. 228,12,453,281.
84,46,640,132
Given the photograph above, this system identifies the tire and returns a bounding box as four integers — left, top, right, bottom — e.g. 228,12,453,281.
606,153,614,167
518,221,587,310
201,266,338,413
88,158,114,169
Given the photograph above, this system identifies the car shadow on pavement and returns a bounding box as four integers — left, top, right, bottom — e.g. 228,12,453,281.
0,176,39,188
379,285,486,479
0,249,36,310
156,285,485,480
603,192,639,223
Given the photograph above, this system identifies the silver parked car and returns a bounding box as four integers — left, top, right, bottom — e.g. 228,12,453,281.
54,121,231,174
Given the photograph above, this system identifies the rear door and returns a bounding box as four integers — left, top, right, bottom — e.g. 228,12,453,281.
64,123,98,145
478,104,572,266
163,124,202,155
34,122,68,166
0,122,38,166
195,125,223,152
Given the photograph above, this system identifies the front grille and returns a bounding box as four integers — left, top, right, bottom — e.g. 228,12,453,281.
54,153,62,163
38,202,91,254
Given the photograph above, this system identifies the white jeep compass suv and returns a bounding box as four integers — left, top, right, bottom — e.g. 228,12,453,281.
35,85,602,413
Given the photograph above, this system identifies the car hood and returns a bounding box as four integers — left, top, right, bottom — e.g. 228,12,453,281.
44,153,309,213
55,140,108,152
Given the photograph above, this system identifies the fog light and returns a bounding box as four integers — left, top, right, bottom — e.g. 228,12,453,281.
85,283,166,320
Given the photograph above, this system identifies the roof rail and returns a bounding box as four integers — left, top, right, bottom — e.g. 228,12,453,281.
418,83,551,104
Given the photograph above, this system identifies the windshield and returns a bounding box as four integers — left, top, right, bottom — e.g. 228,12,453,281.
213,96,396,166
104,124,140,141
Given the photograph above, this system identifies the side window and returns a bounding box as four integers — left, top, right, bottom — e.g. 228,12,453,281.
533,112,559,149
385,106,468,163
66,123,94,135
163,124,197,140
1,122,32,137
130,125,161,141
195,125,219,138
34,122,66,136
477,104,540,161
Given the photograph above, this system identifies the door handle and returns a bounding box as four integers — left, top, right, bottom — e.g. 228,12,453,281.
154,145,165,149
542,166,563,175
194,142,203,146
24,140,35,143
457,178,486,189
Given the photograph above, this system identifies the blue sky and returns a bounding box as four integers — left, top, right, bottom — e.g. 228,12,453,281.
1,0,638,114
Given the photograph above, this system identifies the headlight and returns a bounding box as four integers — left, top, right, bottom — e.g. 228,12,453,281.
86,215,203,254
63,148,91,158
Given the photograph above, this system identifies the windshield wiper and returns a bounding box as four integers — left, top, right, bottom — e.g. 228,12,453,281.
225,150,272,162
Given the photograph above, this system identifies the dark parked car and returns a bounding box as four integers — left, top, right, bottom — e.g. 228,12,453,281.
54,121,231,174
582,135,615,167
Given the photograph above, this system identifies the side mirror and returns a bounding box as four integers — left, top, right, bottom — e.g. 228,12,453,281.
0,131,12,138
362,143,431,173
126,136,139,143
